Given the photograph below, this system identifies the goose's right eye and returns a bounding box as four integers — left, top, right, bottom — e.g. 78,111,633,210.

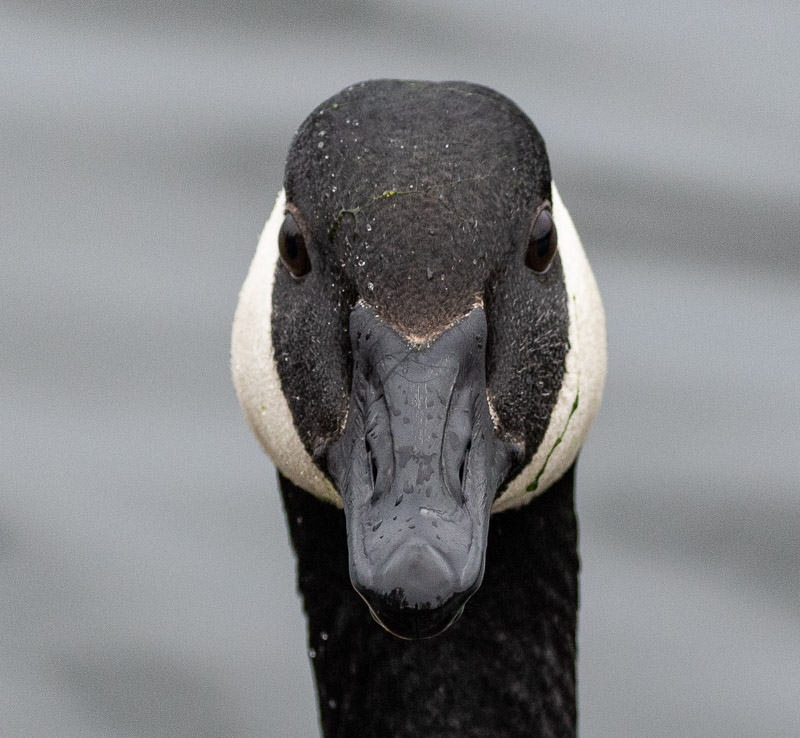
279,213,311,279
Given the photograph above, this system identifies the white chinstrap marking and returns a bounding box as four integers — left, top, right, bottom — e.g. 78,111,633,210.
493,183,606,511
231,190,340,505
231,183,606,510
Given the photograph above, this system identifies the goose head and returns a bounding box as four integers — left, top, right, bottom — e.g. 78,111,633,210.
232,80,606,639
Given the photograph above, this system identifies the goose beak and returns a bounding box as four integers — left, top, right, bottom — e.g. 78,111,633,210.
325,303,520,639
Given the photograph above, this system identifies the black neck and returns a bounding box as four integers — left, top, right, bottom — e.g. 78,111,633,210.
279,465,578,738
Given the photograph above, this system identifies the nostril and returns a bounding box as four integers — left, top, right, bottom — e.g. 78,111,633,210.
365,436,379,489
458,439,471,488
371,453,379,488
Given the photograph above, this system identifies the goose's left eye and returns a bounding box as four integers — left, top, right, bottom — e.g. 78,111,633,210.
525,208,557,273
279,213,311,279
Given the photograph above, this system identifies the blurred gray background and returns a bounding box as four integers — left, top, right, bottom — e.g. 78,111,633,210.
2,1,798,736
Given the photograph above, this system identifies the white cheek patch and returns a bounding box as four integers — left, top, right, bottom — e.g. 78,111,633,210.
492,183,607,512
231,190,341,505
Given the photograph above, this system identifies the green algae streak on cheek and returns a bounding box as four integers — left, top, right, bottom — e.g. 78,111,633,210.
526,386,580,494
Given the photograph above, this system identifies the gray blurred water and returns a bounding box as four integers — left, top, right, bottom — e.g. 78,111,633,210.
2,1,798,736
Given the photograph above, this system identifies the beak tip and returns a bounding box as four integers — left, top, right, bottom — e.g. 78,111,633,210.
350,537,483,640
361,587,471,640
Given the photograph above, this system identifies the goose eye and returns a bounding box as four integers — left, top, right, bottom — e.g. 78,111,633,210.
279,213,311,279
525,208,557,273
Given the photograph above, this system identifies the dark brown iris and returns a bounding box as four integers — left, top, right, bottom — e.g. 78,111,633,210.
279,212,311,279
525,208,557,273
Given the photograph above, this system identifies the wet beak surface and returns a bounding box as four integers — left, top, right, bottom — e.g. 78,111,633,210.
325,304,518,639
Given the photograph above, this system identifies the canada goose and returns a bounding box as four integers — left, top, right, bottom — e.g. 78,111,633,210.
232,79,606,737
